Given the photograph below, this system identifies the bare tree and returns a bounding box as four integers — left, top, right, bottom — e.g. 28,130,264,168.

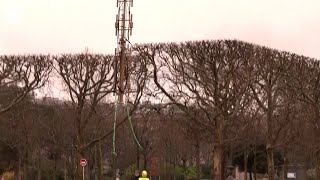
248,48,300,180
0,55,52,114
54,52,149,179
288,58,320,179
157,105,197,180
0,90,39,180
53,53,115,178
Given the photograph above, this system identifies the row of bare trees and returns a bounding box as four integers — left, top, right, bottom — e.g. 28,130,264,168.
0,53,149,179
1,40,320,180
134,40,320,180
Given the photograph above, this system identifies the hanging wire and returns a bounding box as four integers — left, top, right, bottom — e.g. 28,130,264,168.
126,103,143,149
112,97,143,158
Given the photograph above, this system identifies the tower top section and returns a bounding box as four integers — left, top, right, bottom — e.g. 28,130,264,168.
114,0,133,103
115,0,133,51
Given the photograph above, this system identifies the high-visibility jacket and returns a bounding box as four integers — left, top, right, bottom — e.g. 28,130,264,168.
138,178,149,180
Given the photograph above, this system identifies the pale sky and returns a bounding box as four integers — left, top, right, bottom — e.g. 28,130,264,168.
0,0,320,59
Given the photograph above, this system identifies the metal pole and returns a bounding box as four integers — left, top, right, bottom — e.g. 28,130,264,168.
113,0,133,178
114,0,133,102
83,166,85,180
118,0,127,104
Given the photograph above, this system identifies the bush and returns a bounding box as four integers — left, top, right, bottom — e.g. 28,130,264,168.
201,165,212,179
1,171,14,180
124,164,136,178
176,166,197,180
307,168,316,180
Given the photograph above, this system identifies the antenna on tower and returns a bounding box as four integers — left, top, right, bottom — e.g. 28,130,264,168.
112,2,134,180
114,0,133,104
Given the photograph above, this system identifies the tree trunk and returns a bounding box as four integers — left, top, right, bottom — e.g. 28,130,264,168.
37,153,41,180
182,160,187,180
317,165,320,180
171,156,175,180
93,145,98,180
267,146,275,180
253,146,257,180
303,163,307,180
267,86,275,180
173,157,177,180
64,157,67,180
196,139,201,180
143,153,148,170
316,154,320,180
69,151,77,180
165,157,168,180
137,144,140,170
14,155,22,180
169,156,172,180
23,150,28,180
87,163,91,180
212,121,225,180
98,141,104,180
283,158,288,180
212,143,224,180
37,166,41,180
244,149,248,180
23,162,27,180
53,158,57,180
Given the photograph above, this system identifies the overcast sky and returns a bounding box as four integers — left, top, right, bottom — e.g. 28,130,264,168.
0,0,319,59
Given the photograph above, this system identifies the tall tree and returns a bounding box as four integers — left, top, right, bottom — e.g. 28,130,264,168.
289,58,320,178
249,49,297,180
54,52,148,179
0,55,52,114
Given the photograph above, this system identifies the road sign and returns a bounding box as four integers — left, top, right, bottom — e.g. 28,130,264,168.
80,159,87,167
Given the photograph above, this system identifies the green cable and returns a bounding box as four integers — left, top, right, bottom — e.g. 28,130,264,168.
126,103,143,149
112,102,118,156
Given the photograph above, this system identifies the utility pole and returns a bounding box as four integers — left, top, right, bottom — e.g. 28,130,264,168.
112,0,133,180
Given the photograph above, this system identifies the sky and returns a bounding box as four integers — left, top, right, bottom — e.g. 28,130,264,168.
0,0,320,59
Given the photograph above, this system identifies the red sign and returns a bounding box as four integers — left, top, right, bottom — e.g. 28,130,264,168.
80,159,87,167
150,157,160,176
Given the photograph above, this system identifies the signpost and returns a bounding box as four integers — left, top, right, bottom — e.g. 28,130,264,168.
80,159,87,180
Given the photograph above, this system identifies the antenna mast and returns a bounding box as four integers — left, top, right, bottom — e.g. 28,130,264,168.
114,0,133,104
112,1,133,178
